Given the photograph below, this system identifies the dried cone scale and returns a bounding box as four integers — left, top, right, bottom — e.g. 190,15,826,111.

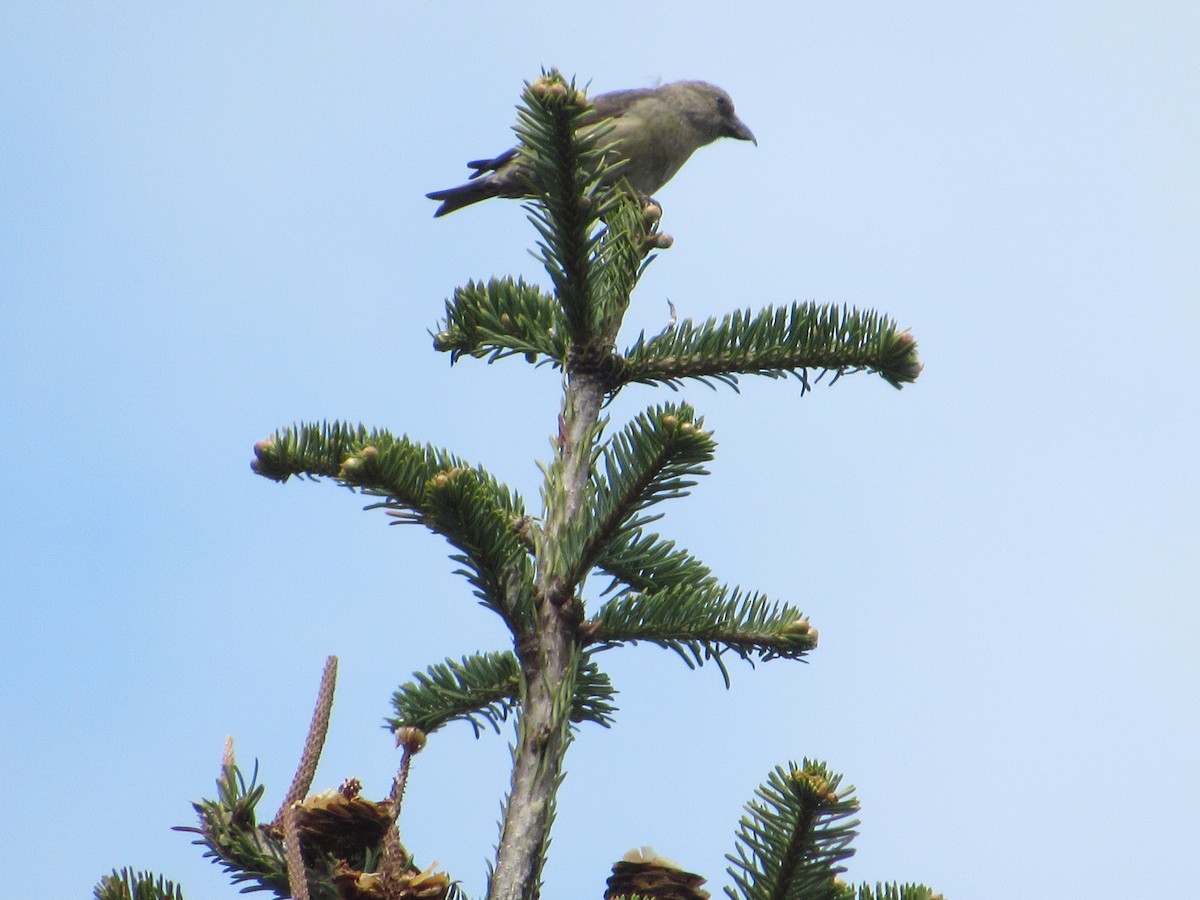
332,861,451,900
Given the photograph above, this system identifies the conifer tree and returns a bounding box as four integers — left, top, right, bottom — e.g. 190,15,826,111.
98,71,936,900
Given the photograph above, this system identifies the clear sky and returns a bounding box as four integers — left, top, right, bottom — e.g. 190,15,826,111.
2,3,1198,898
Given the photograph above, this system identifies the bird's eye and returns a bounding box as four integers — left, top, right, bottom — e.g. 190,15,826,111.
716,96,731,116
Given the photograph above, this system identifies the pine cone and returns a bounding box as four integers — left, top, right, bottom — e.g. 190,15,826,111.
605,848,709,900
294,780,392,861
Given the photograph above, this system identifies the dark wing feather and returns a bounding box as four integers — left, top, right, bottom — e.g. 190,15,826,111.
466,147,519,178
461,89,652,178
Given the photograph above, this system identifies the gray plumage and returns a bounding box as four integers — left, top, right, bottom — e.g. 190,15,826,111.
427,80,755,217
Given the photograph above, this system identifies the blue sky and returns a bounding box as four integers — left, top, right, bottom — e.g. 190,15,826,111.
2,3,1198,898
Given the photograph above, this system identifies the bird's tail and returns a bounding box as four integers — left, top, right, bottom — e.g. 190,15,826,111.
426,177,503,217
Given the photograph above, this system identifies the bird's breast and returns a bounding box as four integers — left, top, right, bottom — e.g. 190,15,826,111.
606,116,692,195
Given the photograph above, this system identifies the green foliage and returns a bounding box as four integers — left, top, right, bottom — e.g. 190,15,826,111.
251,422,523,523
516,71,623,343
174,765,309,900
854,884,942,900
434,277,567,366
94,868,184,900
588,193,653,344
560,403,714,589
595,526,718,597
570,651,619,727
592,403,714,533
390,651,522,736
725,762,861,900
389,650,616,735
590,585,815,687
252,422,535,630
620,302,921,392
413,463,535,630
501,71,664,368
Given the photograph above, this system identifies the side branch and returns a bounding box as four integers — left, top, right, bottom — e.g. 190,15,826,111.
433,277,567,365
619,302,922,391
565,404,714,589
588,586,817,686
251,423,534,629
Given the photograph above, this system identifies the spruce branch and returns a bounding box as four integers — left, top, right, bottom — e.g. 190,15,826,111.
251,423,523,524
572,650,618,727
175,764,307,900
594,527,718,597
588,586,816,687
589,193,657,345
515,72,619,343
515,71,657,365
251,424,533,629
595,404,713,525
619,302,922,392
388,651,615,736
564,403,714,589
433,277,567,365
725,762,861,900
430,198,653,380
389,652,523,737
407,464,536,629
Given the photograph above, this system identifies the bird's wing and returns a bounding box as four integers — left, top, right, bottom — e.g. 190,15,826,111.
452,88,656,186
581,87,658,126
465,147,519,178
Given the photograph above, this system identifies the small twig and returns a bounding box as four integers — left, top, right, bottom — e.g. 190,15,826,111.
389,727,424,813
381,727,427,885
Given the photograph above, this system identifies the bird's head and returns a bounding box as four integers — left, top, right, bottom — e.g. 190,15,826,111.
663,81,757,146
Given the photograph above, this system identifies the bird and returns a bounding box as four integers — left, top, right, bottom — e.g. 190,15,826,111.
426,80,756,217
